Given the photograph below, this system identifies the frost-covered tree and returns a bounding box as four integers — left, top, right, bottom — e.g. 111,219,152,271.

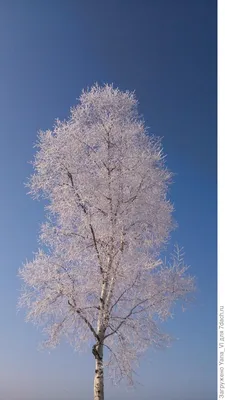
19,84,195,400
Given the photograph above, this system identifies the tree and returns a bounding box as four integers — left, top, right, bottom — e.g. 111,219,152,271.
18,84,195,400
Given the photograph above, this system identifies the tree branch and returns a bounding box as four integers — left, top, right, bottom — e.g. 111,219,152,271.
66,170,104,276
68,300,99,341
109,273,140,314
105,298,154,339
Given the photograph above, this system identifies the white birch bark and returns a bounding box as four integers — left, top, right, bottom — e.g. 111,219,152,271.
93,343,104,400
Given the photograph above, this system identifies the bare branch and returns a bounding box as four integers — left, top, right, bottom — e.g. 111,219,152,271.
68,300,99,341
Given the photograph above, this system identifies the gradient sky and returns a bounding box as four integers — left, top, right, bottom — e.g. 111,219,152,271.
0,1,216,399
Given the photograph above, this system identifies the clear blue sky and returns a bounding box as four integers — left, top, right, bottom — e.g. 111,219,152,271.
0,1,216,399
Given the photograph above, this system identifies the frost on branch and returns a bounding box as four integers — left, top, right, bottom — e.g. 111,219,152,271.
18,84,195,385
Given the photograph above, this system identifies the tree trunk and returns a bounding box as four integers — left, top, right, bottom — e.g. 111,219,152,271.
93,343,104,400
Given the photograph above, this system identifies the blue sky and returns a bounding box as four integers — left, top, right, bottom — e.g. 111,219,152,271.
0,1,216,399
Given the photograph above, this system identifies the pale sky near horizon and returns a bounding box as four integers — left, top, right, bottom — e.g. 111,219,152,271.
0,1,216,399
